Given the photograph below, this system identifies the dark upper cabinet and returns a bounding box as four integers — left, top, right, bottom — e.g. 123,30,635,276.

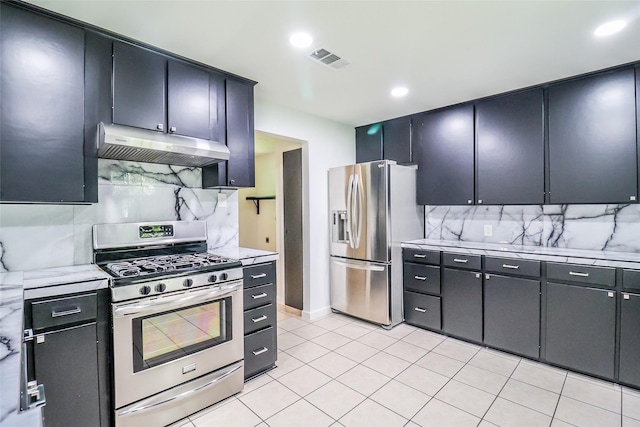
383,117,412,164
548,68,637,204
0,3,93,203
355,124,383,163
202,79,255,187
476,89,544,205
113,41,167,132
414,105,475,205
168,60,211,139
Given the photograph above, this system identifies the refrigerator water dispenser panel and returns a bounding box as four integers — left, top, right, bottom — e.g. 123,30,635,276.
332,210,349,243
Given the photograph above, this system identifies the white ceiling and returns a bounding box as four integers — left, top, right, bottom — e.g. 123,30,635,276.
27,0,640,127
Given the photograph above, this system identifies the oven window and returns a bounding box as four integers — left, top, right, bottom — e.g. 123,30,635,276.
132,297,232,372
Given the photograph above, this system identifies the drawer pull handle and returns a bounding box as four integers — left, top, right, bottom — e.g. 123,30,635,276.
252,315,268,323
414,276,427,281
414,307,427,313
51,307,81,318
569,271,589,278
453,258,468,263
502,264,520,270
252,347,268,356
251,293,268,299
251,273,267,279
413,254,427,258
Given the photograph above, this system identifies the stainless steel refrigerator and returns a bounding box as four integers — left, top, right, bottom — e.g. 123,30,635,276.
329,160,423,328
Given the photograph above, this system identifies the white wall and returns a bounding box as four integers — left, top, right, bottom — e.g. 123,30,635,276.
254,99,354,319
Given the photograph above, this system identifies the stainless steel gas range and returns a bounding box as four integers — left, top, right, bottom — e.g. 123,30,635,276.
93,221,244,427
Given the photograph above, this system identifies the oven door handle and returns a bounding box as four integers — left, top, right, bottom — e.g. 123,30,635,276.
114,283,241,317
118,363,243,416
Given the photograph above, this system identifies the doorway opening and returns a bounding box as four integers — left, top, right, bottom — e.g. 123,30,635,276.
238,131,305,314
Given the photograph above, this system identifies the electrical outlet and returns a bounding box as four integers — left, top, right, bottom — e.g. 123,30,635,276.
265,237,270,243
484,224,493,237
218,192,227,208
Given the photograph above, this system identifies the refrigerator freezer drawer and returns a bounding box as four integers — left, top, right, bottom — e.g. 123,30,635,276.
330,257,391,325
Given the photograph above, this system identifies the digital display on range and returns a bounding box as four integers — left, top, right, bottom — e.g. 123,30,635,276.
139,225,174,239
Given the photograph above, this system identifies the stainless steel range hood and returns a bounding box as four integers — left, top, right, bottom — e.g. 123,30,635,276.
97,122,230,167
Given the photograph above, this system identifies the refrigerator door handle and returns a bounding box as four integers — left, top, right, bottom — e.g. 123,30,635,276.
346,174,355,249
331,258,385,272
355,173,364,249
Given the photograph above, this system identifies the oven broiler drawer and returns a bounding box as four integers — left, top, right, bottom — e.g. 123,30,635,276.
244,327,276,379
32,293,97,331
243,283,276,310
244,263,276,288
244,303,276,335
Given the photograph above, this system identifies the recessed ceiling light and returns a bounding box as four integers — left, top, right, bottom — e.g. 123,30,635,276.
391,86,409,97
289,32,313,48
594,20,627,37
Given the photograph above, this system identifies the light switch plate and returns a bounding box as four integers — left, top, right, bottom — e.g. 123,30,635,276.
484,224,493,237
218,192,227,208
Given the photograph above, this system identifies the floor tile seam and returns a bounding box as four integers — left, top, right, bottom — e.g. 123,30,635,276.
504,373,564,397
448,350,507,397
547,361,568,424
558,388,623,415
288,328,332,341
493,393,560,419
235,394,277,425
359,396,412,424
297,395,349,424
415,396,483,424
554,395,624,426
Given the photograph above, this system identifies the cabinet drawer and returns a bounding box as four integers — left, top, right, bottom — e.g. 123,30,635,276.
485,256,540,278
244,262,276,288
243,283,276,310
244,303,276,335
442,252,481,270
404,291,441,330
244,326,276,379
403,249,440,265
622,269,640,291
31,293,97,332
547,263,615,287
404,263,441,294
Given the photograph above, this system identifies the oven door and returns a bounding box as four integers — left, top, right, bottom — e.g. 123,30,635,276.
112,282,243,409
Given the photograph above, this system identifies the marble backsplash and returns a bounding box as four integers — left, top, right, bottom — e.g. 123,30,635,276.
424,204,640,253
0,160,239,272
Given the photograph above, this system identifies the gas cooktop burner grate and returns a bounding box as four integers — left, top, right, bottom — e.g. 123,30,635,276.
103,253,237,278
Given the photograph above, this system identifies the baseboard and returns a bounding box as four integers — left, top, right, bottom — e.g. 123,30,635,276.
301,305,332,321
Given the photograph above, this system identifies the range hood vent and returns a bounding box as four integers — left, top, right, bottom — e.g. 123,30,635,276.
97,122,230,167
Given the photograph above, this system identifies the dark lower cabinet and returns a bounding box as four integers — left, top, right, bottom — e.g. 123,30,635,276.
34,324,100,427
484,274,540,358
620,293,640,387
404,291,441,330
0,3,91,203
242,262,277,380
545,282,616,379
441,268,483,342
414,105,475,205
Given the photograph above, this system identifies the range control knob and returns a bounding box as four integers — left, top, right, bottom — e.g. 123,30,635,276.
155,283,166,293
208,274,218,283
219,272,228,281
139,285,152,296
183,278,193,288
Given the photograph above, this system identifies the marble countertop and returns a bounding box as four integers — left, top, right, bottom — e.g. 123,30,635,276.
402,239,640,269
208,246,279,266
1,265,110,427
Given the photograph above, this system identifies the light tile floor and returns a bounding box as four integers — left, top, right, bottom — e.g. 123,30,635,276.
172,306,640,427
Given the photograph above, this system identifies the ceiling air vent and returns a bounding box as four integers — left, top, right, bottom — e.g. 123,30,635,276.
310,48,349,69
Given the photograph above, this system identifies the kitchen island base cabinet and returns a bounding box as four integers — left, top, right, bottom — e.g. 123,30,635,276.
484,275,540,358
545,282,615,379
620,293,640,388
441,268,483,342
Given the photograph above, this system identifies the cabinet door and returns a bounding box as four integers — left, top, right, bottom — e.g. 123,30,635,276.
548,68,637,204
545,282,615,378
620,293,640,387
0,4,85,202
225,79,255,187
484,275,540,358
442,268,483,342
383,118,411,164
355,124,383,163
414,105,475,205
476,89,544,205
113,41,167,132
167,60,210,139
34,324,100,427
